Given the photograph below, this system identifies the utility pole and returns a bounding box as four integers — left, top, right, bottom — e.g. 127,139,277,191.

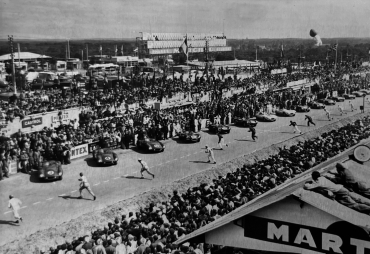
8,35,16,94
86,44,89,63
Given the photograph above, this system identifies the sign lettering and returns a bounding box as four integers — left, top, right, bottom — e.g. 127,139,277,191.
22,117,43,128
52,112,70,123
70,144,89,160
244,216,370,254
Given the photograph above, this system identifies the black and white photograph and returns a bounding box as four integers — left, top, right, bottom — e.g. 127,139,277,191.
0,0,370,253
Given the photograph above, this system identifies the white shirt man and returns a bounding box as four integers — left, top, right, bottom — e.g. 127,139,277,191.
138,159,155,179
8,195,23,223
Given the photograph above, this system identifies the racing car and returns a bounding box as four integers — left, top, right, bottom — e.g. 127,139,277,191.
93,148,118,165
317,99,336,105
275,109,296,117
328,96,345,102
178,131,201,142
255,112,277,122
37,160,63,181
352,91,365,97
136,136,165,152
308,101,325,109
206,122,231,134
343,94,356,99
295,105,311,112
359,89,370,95
233,117,258,127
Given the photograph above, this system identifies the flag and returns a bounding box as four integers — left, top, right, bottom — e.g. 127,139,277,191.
280,44,284,58
99,45,102,52
329,44,338,52
179,35,188,57
115,45,117,53
121,45,123,55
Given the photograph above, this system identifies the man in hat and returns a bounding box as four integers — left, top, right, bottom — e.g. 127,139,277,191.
138,158,155,179
205,145,216,164
78,172,96,200
8,195,23,223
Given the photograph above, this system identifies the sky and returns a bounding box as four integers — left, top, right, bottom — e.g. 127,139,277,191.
0,0,369,40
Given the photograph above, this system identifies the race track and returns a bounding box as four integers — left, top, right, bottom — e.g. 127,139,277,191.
0,96,368,246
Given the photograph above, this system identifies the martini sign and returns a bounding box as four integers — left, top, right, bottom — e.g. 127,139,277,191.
244,216,370,254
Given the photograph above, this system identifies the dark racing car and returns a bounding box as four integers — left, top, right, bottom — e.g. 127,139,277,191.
233,117,258,127
37,160,63,181
206,122,231,134
178,131,201,142
295,105,311,112
317,99,336,105
328,96,345,102
308,101,325,109
93,148,118,165
137,136,165,152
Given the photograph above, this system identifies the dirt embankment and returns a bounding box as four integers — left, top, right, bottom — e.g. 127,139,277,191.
1,112,369,254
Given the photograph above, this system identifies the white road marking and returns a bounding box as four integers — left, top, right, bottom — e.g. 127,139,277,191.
20,206,27,209
173,158,177,161
46,198,53,201
71,190,77,193
165,161,171,163
93,183,100,186
113,177,120,180
123,174,128,177
180,156,184,158
158,163,163,165
103,180,109,183
59,194,66,197
33,202,41,205
4,211,11,214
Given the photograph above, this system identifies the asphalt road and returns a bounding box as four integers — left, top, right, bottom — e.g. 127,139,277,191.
0,96,368,246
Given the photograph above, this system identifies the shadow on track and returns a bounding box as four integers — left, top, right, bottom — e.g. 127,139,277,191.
0,220,21,226
125,176,151,180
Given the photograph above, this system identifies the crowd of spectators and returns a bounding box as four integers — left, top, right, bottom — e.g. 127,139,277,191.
0,64,369,180
0,64,368,122
38,116,370,254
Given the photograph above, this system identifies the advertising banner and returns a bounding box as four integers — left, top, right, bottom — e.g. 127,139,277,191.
70,144,89,160
51,112,70,123
142,32,224,41
148,47,232,55
88,142,100,154
22,117,43,128
147,39,227,49
243,215,370,254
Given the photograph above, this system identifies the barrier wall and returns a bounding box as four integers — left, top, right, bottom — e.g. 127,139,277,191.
1,86,250,137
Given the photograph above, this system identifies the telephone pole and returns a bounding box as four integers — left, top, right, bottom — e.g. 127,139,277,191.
8,35,16,94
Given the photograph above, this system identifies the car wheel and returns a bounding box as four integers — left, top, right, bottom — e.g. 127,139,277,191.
197,138,201,142
113,161,118,165
59,176,63,181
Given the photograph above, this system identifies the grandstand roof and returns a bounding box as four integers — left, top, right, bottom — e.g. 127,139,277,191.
0,52,51,62
175,139,370,245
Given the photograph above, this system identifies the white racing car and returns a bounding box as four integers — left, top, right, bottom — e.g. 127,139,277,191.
255,112,277,122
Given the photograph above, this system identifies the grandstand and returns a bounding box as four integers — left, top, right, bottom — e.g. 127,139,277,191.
136,32,232,60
